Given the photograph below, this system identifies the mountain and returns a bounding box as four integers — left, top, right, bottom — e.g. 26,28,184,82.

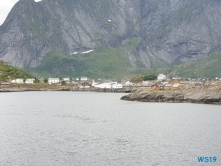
0,0,221,78
0,60,33,82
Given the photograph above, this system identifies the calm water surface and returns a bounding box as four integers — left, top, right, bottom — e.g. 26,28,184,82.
0,92,221,166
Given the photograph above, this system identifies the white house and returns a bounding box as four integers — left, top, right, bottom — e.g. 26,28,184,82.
94,82,111,88
63,78,70,81
111,83,123,89
172,76,181,80
142,81,150,86
39,77,45,83
63,78,70,83
48,78,60,85
81,77,88,81
157,74,166,82
95,82,123,89
125,81,134,86
92,80,100,87
11,78,24,84
25,78,35,84
17,78,24,84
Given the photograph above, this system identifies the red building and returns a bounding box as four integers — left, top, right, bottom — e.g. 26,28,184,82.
0,82,12,87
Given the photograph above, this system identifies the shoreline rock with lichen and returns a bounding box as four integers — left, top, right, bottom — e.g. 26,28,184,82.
120,87,221,105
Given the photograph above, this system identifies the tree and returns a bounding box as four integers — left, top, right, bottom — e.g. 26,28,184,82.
130,76,143,83
143,75,157,81
34,77,40,83
61,81,66,85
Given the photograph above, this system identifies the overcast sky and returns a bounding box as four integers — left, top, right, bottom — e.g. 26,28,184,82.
0,0,19,25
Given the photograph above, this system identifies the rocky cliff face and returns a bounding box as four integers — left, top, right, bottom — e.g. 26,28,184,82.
0,0,140,69
1,0,221,71
139,0,221,66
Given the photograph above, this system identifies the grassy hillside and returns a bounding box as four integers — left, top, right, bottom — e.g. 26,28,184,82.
28,47,221,80
170,54,221,78
0,60,33,82
28,49,132,79
28,38,147,79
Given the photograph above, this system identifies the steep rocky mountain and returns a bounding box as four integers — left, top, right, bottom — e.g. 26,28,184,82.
0,0,221,78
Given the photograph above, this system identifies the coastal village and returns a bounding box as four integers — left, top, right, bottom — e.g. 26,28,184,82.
1,74,221,90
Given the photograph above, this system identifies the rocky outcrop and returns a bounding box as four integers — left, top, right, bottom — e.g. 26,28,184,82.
121,88,221,104
1,0,221,70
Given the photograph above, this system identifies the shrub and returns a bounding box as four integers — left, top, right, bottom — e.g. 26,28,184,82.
130,76,144,83
143,75,157,81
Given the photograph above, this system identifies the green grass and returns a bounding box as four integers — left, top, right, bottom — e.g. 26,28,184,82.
27,52,221,80
28,48,132,79
24,51,221,80
149,56,169,68
171,54,221,78
135,61,146,68
28,37,145,79
0,60,33,82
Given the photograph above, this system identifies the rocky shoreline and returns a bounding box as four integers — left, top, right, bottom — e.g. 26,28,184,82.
0,87,136,93
121,88,221,105
2,86,221,105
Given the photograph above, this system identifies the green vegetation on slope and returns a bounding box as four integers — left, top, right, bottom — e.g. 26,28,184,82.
129,53,221,79
0,60,33,82
28,47,133,79
28,38,146,79
130,75,157,83
171,54,221,78
28,51,221,79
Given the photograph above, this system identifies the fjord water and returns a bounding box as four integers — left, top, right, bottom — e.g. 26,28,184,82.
0,92,220,166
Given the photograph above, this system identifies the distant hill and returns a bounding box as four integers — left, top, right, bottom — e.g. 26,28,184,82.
0,60,33,82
